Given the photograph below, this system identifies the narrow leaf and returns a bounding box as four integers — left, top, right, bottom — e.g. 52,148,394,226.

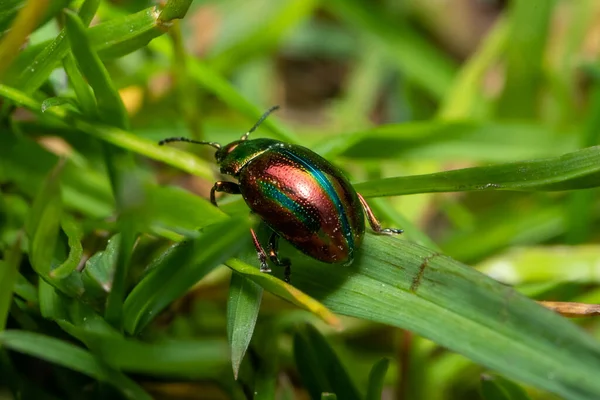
294,323,361,400
0,238,22,330
366,358,389,400
227,271,263,379
481,374,532,400
0,330,151,400
355,146,600,197
0,84,214,180
64,9,129,129
226,258,341,328
288,234,600,400
26,159,64,276
123,217,251,334
50,217,83,279
15,0,100,94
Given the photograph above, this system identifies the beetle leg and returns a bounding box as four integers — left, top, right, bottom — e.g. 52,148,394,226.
268,232,291,283
357,193,404,235
250,228,271,273
210,181,241,207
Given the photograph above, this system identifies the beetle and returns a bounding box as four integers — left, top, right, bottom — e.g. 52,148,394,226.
159,106,402,283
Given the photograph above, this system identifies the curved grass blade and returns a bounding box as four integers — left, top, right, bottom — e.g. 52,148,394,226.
0,238,22,331
0,330,151,399
0,84,214,180
315,120,573,162
438,18,508,120
324,0,456,99
355,145,600,197
50,217,83,279
123,217,251,334
75,331,229,378
81,234,120,304
0,0,50,79
227,271,263,379
64,10,129,129
293,323,361,400
286,234,600,400
480,374,532,400
148,37,297,143
225,258,341,328
478,245,600,285
15,0,100,94
26,159,64,277
497,0,552,118
366,357,389,400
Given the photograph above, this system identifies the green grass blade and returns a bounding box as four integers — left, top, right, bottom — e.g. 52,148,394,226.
15,0,100,94
227,271,263,379
366,358,389,400
287,234,600,400
497,0,553,118
325,0,456,99
209,0,317,74
0,238,22,331
62,53,98,117
123,217,251,334
316,120,573,162
481,374,532,400
0,84,214,180
0,330,151,400
478,246,600,285
293,323,362,400
0,0,50,79
355,146,600,197
26,159,64,277
149,37,297,143
81,333,229,378
81,234,120,304
64,10,129,129
158,0,193,22
226,258,341,328
49,217,83,279
438,18,509,120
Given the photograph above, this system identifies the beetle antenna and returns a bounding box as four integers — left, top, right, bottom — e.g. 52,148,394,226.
158,137,221,149
240,105,280,141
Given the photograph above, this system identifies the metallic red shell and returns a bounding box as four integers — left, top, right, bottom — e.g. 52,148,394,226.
238,143,364,264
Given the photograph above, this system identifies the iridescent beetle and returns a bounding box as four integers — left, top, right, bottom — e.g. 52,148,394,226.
160,106,402,282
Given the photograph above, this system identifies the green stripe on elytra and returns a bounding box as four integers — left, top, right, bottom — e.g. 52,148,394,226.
280,149,354,251
258,180,312,227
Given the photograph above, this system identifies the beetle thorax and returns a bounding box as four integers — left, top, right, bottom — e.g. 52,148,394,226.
215,138,280,177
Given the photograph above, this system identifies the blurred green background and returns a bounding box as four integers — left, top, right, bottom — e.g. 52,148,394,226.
1,0,600,399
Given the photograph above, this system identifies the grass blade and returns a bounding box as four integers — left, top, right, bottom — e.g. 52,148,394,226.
64,9,129,129
15,0,100,94
123,217,251,334
316,120,573,162
50,217,83,279
480,374,532,400
0,330,151,399
227,271,263,379
497,0,553,118
293,323,362,400
0,238,22,331
366,358,389,400
226,258,341,328
355,146,600,197
324,0,456,99
287,234,600,400
0,84,214,180
0,0,49,79
26,159,64,277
